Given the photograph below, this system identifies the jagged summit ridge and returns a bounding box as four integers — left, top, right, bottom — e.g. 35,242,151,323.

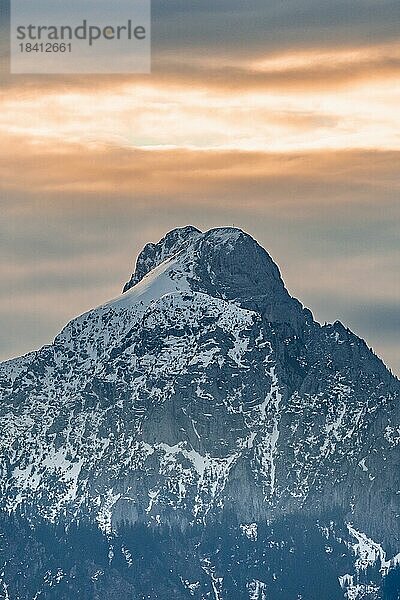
122,225,256,291
123,225,276,291
122,226,308,331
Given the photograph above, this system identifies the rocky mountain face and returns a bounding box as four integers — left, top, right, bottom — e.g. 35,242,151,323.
0,226,399,600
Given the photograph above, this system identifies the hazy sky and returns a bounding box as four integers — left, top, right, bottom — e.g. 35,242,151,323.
0,1,399,375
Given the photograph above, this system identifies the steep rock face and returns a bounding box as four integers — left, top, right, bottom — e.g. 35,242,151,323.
0,226,399,600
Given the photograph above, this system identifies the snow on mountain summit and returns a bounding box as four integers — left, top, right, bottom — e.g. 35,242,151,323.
123,226,259,292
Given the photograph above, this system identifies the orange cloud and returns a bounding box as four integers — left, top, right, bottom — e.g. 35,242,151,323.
1,44,399,159
1,134,399,211
0,42,399,210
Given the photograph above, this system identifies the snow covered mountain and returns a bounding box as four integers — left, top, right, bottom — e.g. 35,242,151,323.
0,226,399,600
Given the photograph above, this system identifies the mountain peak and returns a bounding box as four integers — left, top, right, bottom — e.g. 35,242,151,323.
123,226,258,291
1,224,399,599
122,225,308,332
123,225,263,294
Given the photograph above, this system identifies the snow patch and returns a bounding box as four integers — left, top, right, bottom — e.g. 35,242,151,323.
240,523,258,541
96,490,121,535
247,579,267,600
347,523,400,575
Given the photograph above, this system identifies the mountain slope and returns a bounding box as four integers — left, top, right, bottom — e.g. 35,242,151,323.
0,226,399,600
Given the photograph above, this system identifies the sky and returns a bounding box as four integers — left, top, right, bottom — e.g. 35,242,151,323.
0,0,399,375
